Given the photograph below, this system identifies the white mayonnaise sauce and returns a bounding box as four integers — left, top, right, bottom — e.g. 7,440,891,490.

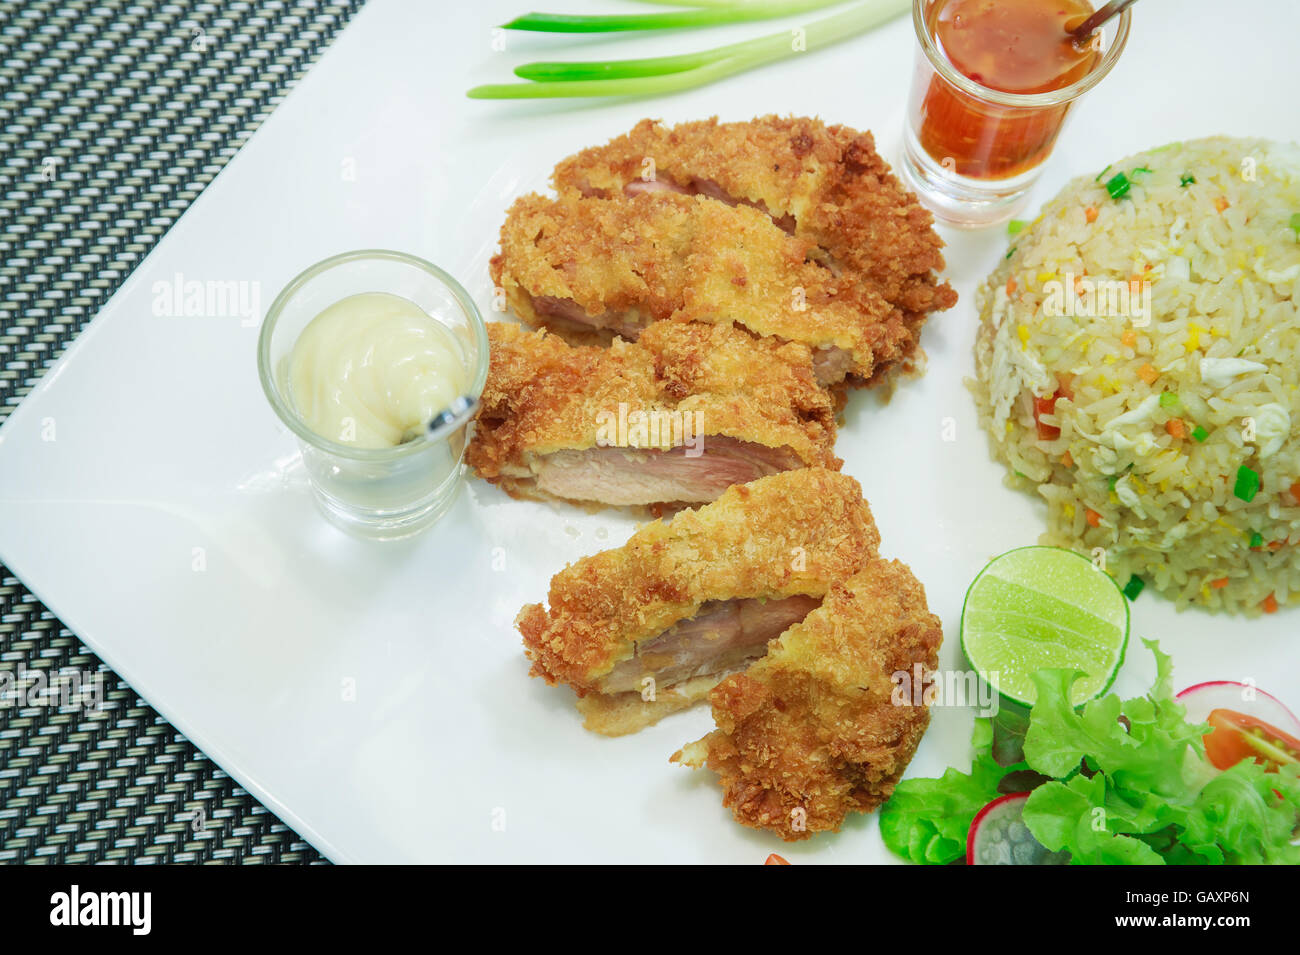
287,292,468,449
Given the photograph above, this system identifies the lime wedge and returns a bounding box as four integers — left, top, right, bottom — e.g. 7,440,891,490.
960,546,1129,707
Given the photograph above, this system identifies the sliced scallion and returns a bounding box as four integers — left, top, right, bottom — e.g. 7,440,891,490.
470,0,908,99
1234,465,1261,502
504,0,846,33
1106,172,1131,200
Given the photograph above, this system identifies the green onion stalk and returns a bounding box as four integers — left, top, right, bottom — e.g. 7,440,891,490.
504,0,849,33
468,0,908,99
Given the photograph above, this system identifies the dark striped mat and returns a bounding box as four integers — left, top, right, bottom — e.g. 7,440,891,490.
0,0,367,864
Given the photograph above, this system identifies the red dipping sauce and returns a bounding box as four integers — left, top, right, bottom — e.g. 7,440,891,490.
914,0,1102,180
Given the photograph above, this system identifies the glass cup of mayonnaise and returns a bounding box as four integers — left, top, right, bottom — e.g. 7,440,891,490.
258,250,489,540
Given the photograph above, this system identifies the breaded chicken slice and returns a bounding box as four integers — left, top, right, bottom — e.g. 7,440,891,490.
469,322,838,508
518,469,879,735
490,191,902,386
552,115,957,376
672,557,942,840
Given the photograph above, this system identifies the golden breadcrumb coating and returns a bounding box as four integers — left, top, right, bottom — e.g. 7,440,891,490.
551,115,957,378
517,468,879,694
672,557,943,841
468,321,839,503
491,191,903,383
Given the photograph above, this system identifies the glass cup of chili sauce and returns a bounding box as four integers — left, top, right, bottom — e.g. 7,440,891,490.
901,0,1132,227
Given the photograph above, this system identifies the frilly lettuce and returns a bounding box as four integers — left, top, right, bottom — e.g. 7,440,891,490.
881,639,1300,864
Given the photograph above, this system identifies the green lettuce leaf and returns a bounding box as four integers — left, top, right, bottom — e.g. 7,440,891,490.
1023,774,1165,865
1020,639,1300,865
878,718,1026,864
1177,760,1300,865
1023,641,1207,796
1022,668,1130,778
881,638,1300,865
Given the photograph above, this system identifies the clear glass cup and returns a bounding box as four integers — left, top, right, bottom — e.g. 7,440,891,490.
258,250,489,540
900,0,1132,228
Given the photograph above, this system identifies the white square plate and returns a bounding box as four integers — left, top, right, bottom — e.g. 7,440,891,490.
1,0,1297,863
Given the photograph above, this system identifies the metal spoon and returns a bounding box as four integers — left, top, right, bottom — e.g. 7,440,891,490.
1069,0,1140,44
425,394,479,439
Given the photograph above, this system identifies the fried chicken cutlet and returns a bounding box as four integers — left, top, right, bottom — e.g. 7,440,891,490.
672,558,942,840
517,469,879,736
491,191,897,386
551,115,958,382
468,322,839,508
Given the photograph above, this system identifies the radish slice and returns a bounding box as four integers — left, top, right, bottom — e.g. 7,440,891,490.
1176,681,1300,736
967,792,1071,865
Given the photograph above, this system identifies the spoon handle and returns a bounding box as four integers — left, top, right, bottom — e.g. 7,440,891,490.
425,395,479,438
1070,0,1139,41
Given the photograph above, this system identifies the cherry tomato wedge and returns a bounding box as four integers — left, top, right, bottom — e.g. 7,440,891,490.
1204,708,1300,772
763,853,791,866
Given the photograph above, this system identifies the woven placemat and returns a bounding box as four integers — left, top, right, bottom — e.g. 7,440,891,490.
0,0,367,864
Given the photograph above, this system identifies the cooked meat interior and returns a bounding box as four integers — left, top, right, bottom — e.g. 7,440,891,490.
517,469,880,735
595,594,822,694
533,437,803,507
468,321,839,509
529,294,650,341
673,557,944,840
491,191,893,386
